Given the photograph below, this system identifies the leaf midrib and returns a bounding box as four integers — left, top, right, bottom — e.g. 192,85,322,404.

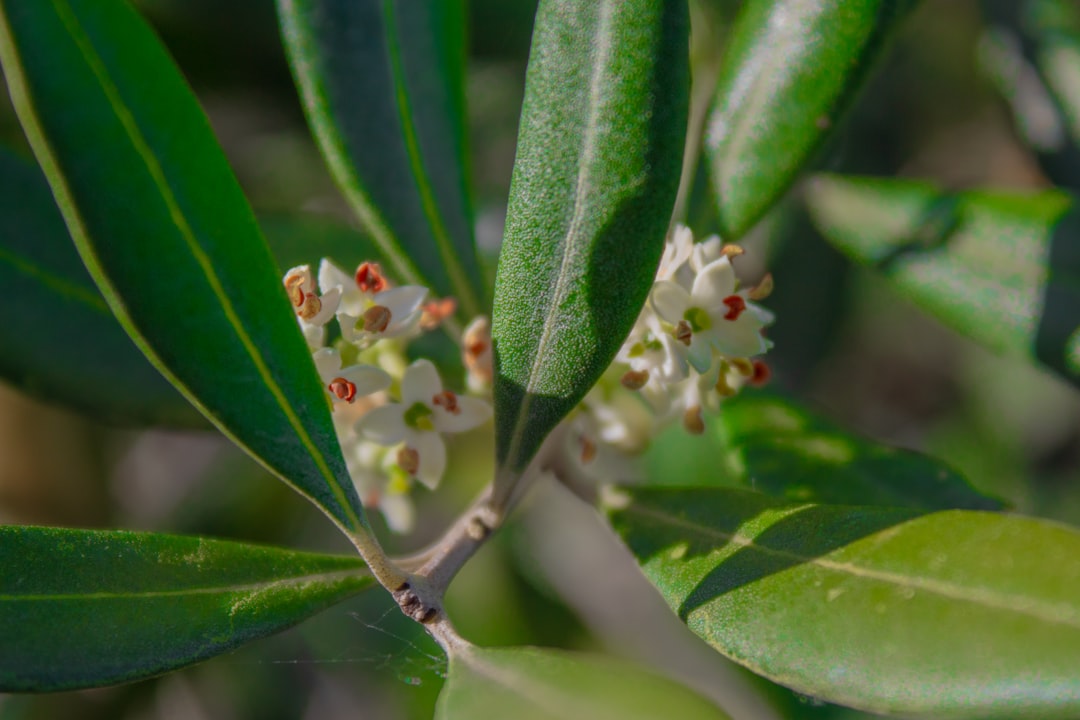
624,500,1080,629
2,567,367,601
501,0,615,471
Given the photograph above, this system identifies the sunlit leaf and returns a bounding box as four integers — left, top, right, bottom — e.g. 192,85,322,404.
805,173,1080,389
0,0,365,529
647,390,1002,510
435,646,731,720
277,0,486,318
609,486,1080,718
0,526,372,691
705,0,916,239
492,0,689,484
0,147,200,426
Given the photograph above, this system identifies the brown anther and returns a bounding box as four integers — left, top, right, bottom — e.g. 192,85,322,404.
362,305,392,333
327,377,358,403
721,244,745,258
284,272,307,307
355,261,388,294
297,292,323,321
580,436,597,465
620,369,650,390
723,295,747,321
683,406,705,434
748,272,774,301
751,360,771,386
674,320,693,346
420,297,457,330
397,446,420,476
432,390,460,414
729,358,754,377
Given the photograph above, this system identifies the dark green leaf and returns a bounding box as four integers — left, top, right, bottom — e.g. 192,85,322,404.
435,646,731,720
980,0,1080,186
646,390,1001,510
805,173,1080,389
0,0,365,529
609,486,1080,718
0,525,372,692
492,0,689,480
277,0,486,318
705,0,915,239
0,147,201,426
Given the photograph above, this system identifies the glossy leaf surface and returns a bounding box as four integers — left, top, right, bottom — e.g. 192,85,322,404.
705,0,915,239
647,390,1001,510
806,174,1080,388
436,646,731,720
492,0,689,478
277,0,485,317
0,526,372,691
609,486,1080,718
0,0,365,528
0,148,199,426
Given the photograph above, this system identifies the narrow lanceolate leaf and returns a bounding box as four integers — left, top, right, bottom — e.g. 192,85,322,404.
805,174,1080,389
705,0,916,239
0,148,200,426
608,487,1080,718
714,391,1000,510
492,0,689,481
0,526,372,692
260,212,387,276
0,1,366,529
436,646,731,720
276,0,485,318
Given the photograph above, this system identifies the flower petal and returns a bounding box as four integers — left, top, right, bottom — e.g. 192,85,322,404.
650,280,691,323
301,322,325,351
375,285,428,319
308,286,341,326
341,363,392,396
378,493,415,534
687,336,713,374
355,404,408,445
318,258,352,296
691,256,737,310
433,396,492,433
412,432,447,490
401,359,442,405
311,347,341,381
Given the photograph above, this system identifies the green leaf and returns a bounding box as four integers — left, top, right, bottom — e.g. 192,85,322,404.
0,0,366,529
0,147,201,426
491,0,689,479
805,173,1080,389
646,390,1001,510
705,0,916,239
608,486,1080,718
435,646,731,720
980,0,1080,186
0,525,372,692
276,0,485,318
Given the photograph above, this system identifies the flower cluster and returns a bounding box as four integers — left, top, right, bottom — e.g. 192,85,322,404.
564,225,775,482
283,260,492,532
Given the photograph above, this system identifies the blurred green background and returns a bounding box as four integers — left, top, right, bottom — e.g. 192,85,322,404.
2,1,1079,718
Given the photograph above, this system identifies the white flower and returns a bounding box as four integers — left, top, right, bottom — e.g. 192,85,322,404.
319,259,428,347
462,316,494,393
312,347,391,406
356,359,492,489
651,255,773,373
656,225,695,283
284,264,341,350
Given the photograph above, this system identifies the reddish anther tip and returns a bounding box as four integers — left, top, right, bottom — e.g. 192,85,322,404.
355,262,388,294
723,295,746,321
751,360,771,386
432,390,460,414
328,377,357,403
